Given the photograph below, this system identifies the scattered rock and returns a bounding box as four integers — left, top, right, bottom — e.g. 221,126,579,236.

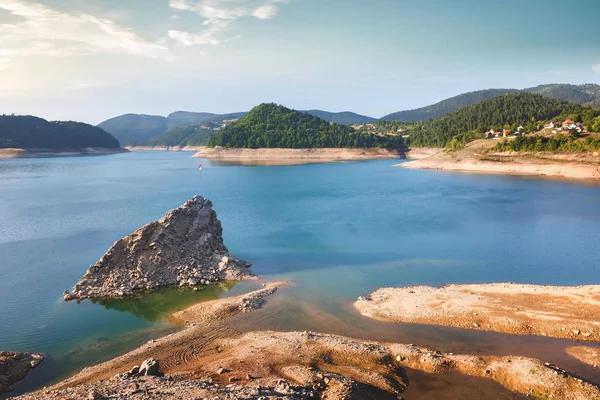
63,196,254,301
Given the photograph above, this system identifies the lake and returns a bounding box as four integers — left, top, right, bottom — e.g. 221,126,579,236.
1,151,600,396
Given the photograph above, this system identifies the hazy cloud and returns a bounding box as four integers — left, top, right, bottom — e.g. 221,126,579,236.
593,64,600,73
0,0,170,63
168,0,289,46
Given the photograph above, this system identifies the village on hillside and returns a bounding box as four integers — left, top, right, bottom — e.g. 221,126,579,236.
484,119,588,139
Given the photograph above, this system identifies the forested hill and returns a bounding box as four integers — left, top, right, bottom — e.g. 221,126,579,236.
207,103,406,149
0,115,120,149
382,84,600,122
304,110,376,124
97,114,169,145
381,89,519,122
407,93,592,147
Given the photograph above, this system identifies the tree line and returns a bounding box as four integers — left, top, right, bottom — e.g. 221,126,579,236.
0,115,120,149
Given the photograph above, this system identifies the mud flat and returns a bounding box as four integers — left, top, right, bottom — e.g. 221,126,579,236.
566,346,600,368
192,147,404,165
0,147,128,159
355,283,600,341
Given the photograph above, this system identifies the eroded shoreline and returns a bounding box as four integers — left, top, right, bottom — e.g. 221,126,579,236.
13,282,600,399
398,140,600,180
192,147,405,165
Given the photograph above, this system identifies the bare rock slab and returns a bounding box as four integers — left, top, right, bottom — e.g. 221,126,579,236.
0,351,44,396
63,196,253,301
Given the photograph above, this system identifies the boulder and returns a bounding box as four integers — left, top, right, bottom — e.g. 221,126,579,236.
139,358,159,376
63,196,253,301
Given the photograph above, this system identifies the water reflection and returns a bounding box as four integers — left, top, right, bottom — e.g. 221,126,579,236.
98,282,236,321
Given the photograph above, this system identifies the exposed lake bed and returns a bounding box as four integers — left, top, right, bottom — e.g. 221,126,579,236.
2,151,600,398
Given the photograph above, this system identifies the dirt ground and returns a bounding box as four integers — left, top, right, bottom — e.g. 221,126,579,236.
13,282,600,400
399,139,600,179
355,283,600,341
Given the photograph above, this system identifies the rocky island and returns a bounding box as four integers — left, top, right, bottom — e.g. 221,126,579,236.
63,196,253,301
0,351,44,396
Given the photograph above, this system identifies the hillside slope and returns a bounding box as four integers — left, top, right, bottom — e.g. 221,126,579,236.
382,89,519,122
207,103,405,149
99,111,247,146
97,114,169,146
0,115,120,149
406,93,593,147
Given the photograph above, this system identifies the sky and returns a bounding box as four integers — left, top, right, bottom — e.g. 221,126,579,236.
0,0,599,124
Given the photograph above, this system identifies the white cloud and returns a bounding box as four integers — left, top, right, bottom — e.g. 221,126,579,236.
168,0,289,46
252,4,277,19
0,0,170,63
593,64,600,73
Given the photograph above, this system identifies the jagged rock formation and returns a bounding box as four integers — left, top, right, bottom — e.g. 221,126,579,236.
0,351,44,396
63,196,252,301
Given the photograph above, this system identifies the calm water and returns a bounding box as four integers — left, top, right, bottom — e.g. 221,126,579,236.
1,151,600,395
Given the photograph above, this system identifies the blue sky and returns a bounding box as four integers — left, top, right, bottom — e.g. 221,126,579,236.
0,0,599,123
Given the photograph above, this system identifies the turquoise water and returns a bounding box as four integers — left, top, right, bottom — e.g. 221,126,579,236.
1,152,600,395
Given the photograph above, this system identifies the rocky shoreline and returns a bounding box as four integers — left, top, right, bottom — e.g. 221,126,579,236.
13,329,600,400
398,140,600,180
63,196,253,301
0,352,44,396
14,280,600,399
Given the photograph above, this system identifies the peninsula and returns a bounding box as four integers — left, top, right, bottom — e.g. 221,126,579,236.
0,115,126,158
193,103,406,164
354,283,600,341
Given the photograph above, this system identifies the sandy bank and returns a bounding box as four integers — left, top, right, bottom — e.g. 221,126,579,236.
0,147,128,159
125,146,204,152
192,147,404,165
355,283,600,341
398,140,600,180
566,346,600,368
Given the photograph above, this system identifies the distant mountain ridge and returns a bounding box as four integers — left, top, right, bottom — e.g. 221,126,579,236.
0,115,120,149
303,110,376,124
98,109,377,146
382,83,600,122
98,111,247,146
